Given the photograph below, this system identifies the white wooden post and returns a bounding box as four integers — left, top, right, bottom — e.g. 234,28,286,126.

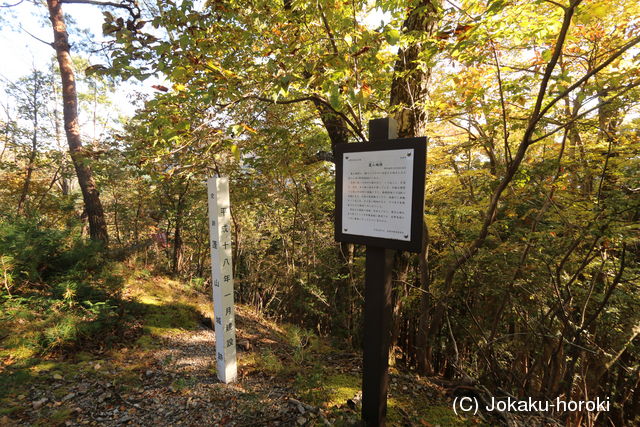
207,176,238,383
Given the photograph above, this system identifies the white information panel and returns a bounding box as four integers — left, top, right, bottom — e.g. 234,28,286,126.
342,149,414,241
207,176,237,384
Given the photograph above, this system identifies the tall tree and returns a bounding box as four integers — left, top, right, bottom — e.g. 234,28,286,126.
5,70,53,213
46,0,108,244
390,0,441,138
387,0,442,374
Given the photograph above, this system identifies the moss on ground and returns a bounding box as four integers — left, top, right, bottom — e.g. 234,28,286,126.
2,264,483,427
323,373,361,407
0,403,21,416
124,274,203,340
48,407,73,424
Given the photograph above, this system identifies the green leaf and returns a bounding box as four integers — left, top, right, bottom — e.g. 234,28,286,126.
486,0,506,15
344,34,353,46
385,29,401,46
231,144,241,161
329,86,341,110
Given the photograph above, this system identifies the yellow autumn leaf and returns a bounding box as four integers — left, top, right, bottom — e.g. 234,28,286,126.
241,123,257,134
230,144,241,161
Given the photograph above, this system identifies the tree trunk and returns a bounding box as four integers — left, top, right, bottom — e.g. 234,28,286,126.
47,0,108,244
389,0,441,374
312,100,359,339
17,72,43,214
416,222,435,374
172,216,183,275
171,184,188,275
113,192,122,244
17,114,38,213
390,0,440,138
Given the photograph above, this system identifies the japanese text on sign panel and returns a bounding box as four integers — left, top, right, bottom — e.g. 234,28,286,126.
342,149,414,241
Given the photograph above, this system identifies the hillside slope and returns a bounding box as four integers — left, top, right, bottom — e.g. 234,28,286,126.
1,267,486,426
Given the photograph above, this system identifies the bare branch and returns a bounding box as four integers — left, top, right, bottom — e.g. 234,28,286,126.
61,0,131,8
536,35,640,124
18,24,53,47
491,41,511,166
60,0,140,20
0,0,25,7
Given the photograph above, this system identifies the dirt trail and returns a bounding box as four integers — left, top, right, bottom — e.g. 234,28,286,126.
3,281,481,427
7,314,330,426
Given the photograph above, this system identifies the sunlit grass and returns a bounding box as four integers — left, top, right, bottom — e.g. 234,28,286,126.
323,373,361,407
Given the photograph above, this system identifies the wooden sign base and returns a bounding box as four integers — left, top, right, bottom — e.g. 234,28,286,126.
362,246,394,426
335,118,426,426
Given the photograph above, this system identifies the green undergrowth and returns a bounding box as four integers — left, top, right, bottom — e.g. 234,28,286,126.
124,270,204,340
0,220,200,407
2,243,476,426
0,257,208,421
239,321,480,425
0,219,132,403
0,293,127,402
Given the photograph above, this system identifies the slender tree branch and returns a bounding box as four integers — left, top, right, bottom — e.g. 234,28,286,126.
442,1,596,287
488,128,570,341
596,130,614,203
491,41,511,166
530,80,640,144
445,310,459,366
542,0,567,10
36,165,62,209
604,323,639,372
503,64,546,76
61,0,131,9
527,0,580,132
317,0,339,56
60,0,140,20
218,94,367,142
579,255,605,329
0,0,24,7
562,235,601,299
584,245,626,333
536,35,640,124
448,119,478,140
18,25,53,47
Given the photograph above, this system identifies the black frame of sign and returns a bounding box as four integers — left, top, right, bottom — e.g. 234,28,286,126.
335,137,426,253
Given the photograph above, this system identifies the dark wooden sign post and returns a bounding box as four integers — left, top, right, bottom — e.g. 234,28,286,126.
335,118,426,426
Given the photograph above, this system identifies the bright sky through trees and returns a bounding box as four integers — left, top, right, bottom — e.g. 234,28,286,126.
0,4,102,79
0,2,157,120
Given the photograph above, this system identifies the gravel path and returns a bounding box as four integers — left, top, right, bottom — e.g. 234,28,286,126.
8,318,332,427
